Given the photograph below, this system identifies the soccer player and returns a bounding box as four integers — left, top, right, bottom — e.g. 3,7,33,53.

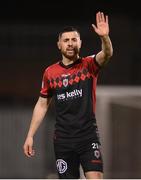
23,11,113,179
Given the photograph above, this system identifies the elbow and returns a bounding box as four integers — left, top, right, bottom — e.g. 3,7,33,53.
110,47,113,57
106,47,113,60
102,49,113,66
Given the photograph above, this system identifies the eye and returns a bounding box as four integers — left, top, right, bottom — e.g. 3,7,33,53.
72,38,77,42
63,39,69,42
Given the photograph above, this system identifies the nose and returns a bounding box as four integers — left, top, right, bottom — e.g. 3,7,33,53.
68,40,73,46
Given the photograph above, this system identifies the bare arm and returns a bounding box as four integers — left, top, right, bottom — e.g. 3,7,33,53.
92,11,113,66
23,96,52,157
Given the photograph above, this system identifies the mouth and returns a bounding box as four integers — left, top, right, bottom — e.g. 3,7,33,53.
67,48,74,51
66,49,74,53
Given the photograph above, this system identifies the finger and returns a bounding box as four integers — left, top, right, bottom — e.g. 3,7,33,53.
106,15,108,24
98,11,103,22
24,146,31,157
100,12,105,22
31,149,35,156
26,151,32,157
92,24,97,31
29,145,33,156
96,11,101,23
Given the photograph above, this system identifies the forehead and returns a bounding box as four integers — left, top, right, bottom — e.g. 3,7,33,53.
60,31,80,39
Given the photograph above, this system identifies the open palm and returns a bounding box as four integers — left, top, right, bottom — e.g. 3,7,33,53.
92,12,109,36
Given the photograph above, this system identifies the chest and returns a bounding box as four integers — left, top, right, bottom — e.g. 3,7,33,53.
49,64,93,91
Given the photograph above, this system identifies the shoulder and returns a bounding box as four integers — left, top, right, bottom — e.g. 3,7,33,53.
82,54,95,61
81,54,96,64
82,54,101,69
44,61,60,73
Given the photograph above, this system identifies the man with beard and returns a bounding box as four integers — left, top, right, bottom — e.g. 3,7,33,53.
23,11,113,179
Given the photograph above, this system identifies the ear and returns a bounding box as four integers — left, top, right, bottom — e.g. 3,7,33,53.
79,40,82,48
57,41,61,49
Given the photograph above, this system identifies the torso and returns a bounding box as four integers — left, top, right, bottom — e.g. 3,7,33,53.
40,56,101,142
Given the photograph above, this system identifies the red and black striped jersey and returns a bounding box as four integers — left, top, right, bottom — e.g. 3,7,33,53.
40,55,101,142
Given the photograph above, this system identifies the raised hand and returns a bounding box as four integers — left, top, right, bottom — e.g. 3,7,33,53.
92,12,109,37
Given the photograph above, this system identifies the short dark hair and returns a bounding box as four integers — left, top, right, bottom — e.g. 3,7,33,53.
58,26,80,39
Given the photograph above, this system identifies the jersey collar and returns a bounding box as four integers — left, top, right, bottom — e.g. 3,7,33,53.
59,58,82,69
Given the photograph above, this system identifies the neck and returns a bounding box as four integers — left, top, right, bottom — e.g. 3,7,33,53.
62,55,80,66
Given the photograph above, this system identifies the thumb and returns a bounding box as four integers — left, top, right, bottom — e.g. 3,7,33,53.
29,145,33,155
29,145,35,156
92,24,97,31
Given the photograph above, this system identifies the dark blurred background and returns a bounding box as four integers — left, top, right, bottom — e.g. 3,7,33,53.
0,0,141,102
0,0,141,178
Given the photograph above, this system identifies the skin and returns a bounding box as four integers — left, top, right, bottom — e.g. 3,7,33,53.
57,31,82,64
23,96,52,157
57,11,113,67
23,11,113,179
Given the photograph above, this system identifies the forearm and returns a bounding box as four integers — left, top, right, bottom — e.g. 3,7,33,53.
96,35,113,65
101,35,113,59
27,105,46,138
27,97,51,138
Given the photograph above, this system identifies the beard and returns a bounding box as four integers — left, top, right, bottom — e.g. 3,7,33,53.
61,47,80,59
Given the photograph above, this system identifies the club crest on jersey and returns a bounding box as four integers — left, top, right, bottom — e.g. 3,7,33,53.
63,78,68,87
56,159,67,174
94,150,100,159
